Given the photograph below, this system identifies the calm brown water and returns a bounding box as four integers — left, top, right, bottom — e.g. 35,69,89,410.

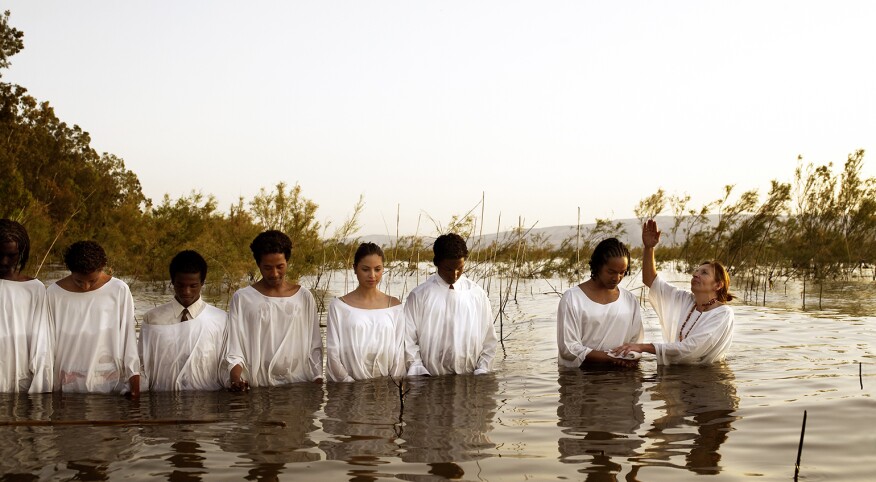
1,272,873,481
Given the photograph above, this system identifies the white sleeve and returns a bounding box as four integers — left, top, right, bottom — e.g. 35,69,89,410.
27,288,53,394
391,306,406,378
629,296,645,344
120,285,140,394
325,301,353,382
557,294,591,366
306,292,323,382
654,310,733,364
404,290,431,377
223,292,247,384
475,290,498,375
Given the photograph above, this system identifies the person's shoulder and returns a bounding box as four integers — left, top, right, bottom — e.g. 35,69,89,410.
295,285,315,301
144,301,175,319
388,295,402,307
618,286,640,301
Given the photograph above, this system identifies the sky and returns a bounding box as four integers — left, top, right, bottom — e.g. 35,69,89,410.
4,1,875,237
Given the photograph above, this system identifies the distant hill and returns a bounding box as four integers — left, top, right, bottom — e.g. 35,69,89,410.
359,215,721,249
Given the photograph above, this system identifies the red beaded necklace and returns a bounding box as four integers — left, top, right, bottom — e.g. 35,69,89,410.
678,298,719,341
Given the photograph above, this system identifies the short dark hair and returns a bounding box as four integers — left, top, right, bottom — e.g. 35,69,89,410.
433,233,469,265
0,219,30,273
589,238,631,278
353,242,385,267
169,250,208,283
250,230,292,264
63,240,107,274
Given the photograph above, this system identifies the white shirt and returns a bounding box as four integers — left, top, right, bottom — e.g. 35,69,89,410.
223,285,322,386
325,298,405,382
47,277,140,394
648,275,734,364
140,298,226,391
557,285,644,367
404,274,498,376
143,297,207,325
0,279,52,393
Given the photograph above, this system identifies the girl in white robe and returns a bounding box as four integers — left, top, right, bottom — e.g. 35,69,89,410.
613,220,735,365
223,230,322,389
140,304,227,391
325,242,404,382
557,238,643,368
0,219,52,393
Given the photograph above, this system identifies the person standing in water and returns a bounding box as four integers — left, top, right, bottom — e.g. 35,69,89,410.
404,233,497,376
557,238,643,368
47,240,140,396
0,219,52,393
224,230,322,390
325,242,404,382
613,219,735,364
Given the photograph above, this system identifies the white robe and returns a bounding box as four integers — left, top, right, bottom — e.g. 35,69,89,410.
0,279,53,393
46,277,140,394
648,275,734,365
223,286,322,386
557,285,644,367
404,274,497,376
140,300,226,391
325,298,405,382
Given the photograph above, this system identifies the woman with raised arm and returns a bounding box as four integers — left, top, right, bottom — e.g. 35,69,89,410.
613,219,735,364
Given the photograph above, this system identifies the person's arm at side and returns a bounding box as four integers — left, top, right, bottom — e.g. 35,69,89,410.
224,293,249,391
403,291,431,376
474,290,497,375
305,291,323,383
642,219,661,288
120,284,140,398
325,302,353,382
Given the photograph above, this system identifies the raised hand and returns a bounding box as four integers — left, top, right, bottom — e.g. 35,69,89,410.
642,219,661,248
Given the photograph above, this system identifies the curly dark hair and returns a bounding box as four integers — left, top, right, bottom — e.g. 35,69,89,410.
169,250,208,283
353,242,385,267
250,230,292,264
0,219,30,273
63,240,108,274
433,233,469,265
589,238,631,278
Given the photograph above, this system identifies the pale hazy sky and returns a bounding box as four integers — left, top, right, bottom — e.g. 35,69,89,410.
5,1,875,236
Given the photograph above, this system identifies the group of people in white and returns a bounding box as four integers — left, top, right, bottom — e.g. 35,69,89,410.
0,217,734,396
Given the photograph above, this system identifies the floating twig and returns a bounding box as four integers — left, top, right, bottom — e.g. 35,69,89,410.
794,410,807,481
860,362,864,390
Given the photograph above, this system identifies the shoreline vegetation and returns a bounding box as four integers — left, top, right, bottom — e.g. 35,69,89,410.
2,11,875,312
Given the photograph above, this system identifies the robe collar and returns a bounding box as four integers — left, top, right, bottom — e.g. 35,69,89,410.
170,296,206,320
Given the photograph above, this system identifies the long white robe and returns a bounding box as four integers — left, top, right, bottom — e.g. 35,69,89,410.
648,275,734,365
325,298,405,382
223,285,322,387
0,279,53,393
404,274,497,376
140,300,226,391
46,277,140,394
557,285,644,367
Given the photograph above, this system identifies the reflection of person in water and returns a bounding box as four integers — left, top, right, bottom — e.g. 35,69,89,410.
320,377,403,466
557,367,645,478
634,364,739,475
217,384,323,478
400,374,499,465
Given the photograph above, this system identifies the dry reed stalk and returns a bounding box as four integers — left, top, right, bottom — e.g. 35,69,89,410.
793,410,807,480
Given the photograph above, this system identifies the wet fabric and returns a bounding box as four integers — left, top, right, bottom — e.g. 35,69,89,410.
325,298,404,382
557,285,644,367
0,279,52,393
47,277,140,394
140,301,226,391
223,286,322,386
648,275,734,364
404,274,497,376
